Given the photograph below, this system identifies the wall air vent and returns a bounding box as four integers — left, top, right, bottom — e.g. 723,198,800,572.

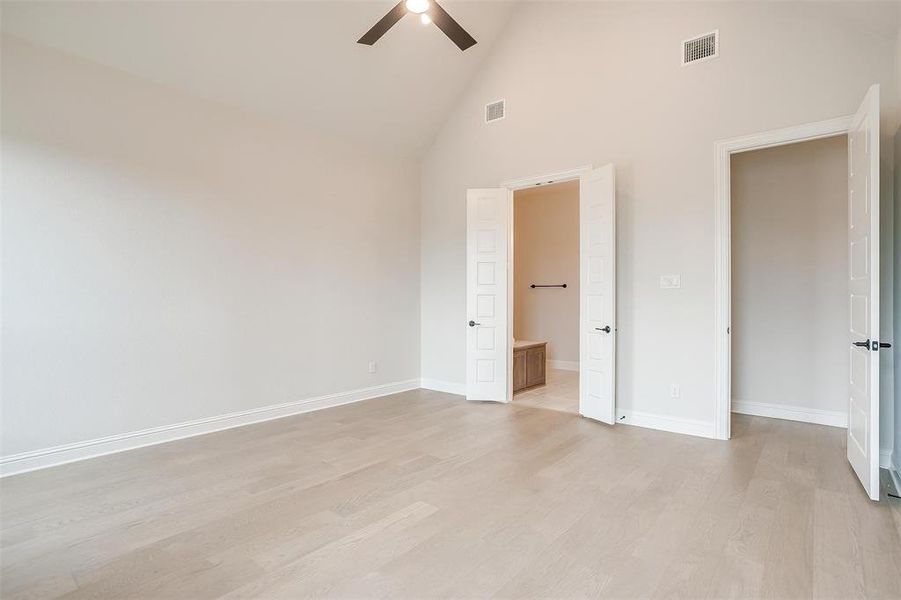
682,30,718,66
485,99,505,123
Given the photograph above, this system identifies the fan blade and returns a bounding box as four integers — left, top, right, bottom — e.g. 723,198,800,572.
429,1,477,51
357,1,407,45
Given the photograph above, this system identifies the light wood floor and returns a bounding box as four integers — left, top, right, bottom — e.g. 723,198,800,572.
2,389,900,599
513,368,579,414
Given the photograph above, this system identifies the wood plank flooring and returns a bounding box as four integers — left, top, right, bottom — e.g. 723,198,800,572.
1,389,900,599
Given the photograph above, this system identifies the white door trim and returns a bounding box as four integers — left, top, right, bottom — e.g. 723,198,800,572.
498,164,592,403
501,165,592,191
713,115,853,440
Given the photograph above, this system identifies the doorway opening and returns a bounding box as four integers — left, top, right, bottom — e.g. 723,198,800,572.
464,164,617,425
714,84,882,500
512,180,580,414
730,136,848,437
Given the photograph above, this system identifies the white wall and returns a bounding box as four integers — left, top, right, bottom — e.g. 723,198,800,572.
731,137,847,416
1,37,421,458
419,2,899,430
513,181,579,363
894,122,901,477
891,23,901,477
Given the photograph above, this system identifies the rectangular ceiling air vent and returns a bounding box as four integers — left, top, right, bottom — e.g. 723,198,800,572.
485,99,505,123
682,30,718,66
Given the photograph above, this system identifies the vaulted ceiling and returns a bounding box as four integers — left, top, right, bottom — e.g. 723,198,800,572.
1,1,516,156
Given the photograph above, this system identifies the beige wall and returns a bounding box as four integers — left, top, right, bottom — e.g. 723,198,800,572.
731,137,847,414
1,37,421,457
419,1,898,429
513,181,579,363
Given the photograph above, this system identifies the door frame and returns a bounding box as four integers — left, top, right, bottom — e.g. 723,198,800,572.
499,165,593,403
713,116,853,440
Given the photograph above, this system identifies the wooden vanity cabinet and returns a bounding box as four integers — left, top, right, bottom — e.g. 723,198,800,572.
513,340,546,393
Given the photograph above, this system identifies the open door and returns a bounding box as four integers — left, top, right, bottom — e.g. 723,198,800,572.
579,164,616,423
466,188,511,402
847,84,881,501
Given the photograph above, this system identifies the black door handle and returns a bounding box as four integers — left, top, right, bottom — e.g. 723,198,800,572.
852,339,893,351
468,320,480,327
595,326,611,333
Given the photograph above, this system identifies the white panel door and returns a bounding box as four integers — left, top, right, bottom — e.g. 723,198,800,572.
579,165,616,423
847,84,881,501
466,188,510,402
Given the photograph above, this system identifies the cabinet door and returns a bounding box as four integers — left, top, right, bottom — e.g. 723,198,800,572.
512,350,528,392
526,347,546,387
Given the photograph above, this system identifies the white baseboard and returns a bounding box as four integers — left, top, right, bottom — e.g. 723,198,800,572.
0,379,420,478
889,468,901,498
616,409,716,439
732,399,847,428
548,360,579,372
880,448,893,470
890,453,901,498
419,378,466,396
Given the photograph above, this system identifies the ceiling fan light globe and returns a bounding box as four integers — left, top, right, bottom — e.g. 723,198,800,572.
405,0,430,14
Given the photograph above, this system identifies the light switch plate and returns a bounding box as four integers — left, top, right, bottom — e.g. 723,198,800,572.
659,274,681,289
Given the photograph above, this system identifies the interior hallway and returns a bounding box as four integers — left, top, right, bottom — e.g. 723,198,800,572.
2,390,900,599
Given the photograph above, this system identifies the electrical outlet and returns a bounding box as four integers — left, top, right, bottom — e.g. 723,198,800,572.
368,361,377,374
659,274,681,289
670,384,680,399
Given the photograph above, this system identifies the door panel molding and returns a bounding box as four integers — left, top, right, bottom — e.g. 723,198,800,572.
466,188,510,402
579,164,616,424
845,84,880,500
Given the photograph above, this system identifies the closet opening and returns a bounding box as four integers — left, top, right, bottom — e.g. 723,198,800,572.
730,136,849,436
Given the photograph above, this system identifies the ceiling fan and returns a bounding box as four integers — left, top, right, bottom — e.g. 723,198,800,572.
358,0,477,51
